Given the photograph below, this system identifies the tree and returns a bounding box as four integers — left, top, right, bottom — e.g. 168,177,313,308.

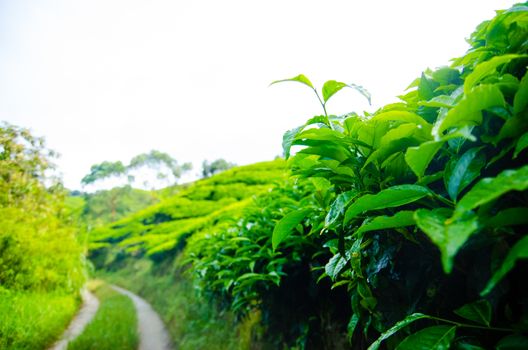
81,150,192,188
0,122,85,292
202,159,236,178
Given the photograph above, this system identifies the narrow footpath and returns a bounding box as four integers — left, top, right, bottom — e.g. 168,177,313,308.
48,290,99,350
112,285,173,350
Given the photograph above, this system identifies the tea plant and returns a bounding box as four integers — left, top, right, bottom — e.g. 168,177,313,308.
271,3,528,349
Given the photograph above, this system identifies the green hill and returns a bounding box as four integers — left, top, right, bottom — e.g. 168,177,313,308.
88,159,287,266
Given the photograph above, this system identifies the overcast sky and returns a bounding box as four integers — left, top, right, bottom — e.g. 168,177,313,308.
0,0,519,190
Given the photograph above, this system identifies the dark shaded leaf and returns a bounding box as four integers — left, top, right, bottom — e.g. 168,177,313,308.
454,300,491,326
481,236,528,296
396,325,456,350
367,313,430,350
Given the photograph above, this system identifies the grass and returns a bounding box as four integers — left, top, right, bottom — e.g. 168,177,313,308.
67,281,138,350
98,259,258,350
0,289,80,350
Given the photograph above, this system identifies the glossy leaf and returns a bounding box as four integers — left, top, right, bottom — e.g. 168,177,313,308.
325,253,348,280
455,165,528,218
414,209,479,273
514,71,528,114
454,300,491,326
463,54,527,93
405,141,443,178
444,147,485,201
481,236,528,296
344,185,430,224
370,111,431,128
325,190,358,228
355,211,416,236
513,132,528,158
485,207,528,228
396,326,456,350
270,74,314,89
282,126,303,158
367,313,430,350
322,80,348,103
272,208,311,250
435,84,505,136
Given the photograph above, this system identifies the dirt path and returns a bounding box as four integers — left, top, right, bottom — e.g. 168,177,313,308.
48,289,99,350
112,285,173,350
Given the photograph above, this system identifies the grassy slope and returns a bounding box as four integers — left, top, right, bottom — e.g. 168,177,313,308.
90,160,286,349
89,160,286,263
67,281,138,350
0,290,80,350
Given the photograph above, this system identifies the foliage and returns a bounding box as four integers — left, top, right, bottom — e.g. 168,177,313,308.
0,122,85,293
183,178,352,348
67,281,138,350
0,289,79,350
202,158,237,178
268,3,528,349
88,160,286,266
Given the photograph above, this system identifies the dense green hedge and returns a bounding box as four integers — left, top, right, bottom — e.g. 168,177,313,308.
184,4,528,349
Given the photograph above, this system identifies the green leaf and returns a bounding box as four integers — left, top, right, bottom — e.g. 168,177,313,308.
513,132,528,158
344,185,430,224
495,334,528,350
435,84,506,136
282,126,303,158
272,208,310,250
418,95,455,108
325,190,358,228
453,300,491,326
481,235,528,296
405,141,443,178
414,209,479,273
322,80,348,103
321,80,372,105
325,253,348,280
418,73,438,100
270,74,314,89
347,314,360,343
463,54,527,94
370,111,431,129
514,71,528,115
455,165,528,218
367,313,430,350
485,207,528,228
444,147,485,201
355,211,416,236
396,326,456,350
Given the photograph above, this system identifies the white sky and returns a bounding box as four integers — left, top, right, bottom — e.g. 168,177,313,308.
0,0,519,190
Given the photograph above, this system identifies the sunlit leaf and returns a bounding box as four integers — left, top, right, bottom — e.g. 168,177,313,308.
270,74,314,89
344,185,430,224
463,54,527,93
